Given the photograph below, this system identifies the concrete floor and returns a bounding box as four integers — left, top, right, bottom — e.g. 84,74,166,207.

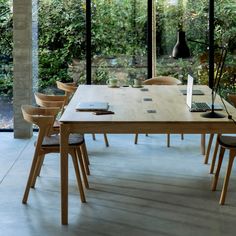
0,132,236,236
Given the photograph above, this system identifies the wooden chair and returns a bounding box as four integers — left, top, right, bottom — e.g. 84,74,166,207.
211,135,236,205
34,92,66,134
134,76,183,147
142,76,182,85
210,94,236,204
56,81,77,111
34,92,90,175
21,105,89,204
56,81,110,147
205,94,236,174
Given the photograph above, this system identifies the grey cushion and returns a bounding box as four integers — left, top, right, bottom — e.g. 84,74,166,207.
218,135,236,148
42,133,84,147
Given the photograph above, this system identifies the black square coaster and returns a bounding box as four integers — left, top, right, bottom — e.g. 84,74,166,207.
140,88,149,91
147,110,156,113
143,98,153,101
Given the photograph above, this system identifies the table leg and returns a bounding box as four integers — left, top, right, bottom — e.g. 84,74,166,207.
201,134,206,155
60,124,69,225
204,134,214,164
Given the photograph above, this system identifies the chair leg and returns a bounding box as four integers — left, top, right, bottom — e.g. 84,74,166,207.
204,134,214,164
80,142,90,175
92,133,96,140
36,154,45,177
219,150,236,205
104,134,109,147
210,135,220,174
201,134,206,155
134,134,138,144
212,147,225,191
71,151,86,203
167,134,170,147
181,134,184,140
22,153,40,204
31,154,45,188
76,149,89,189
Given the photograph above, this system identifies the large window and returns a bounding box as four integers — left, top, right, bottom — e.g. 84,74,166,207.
37,0,86,93
91,0,148,85
0,0,13,129
1,0,235,130
37,0,148,90
155,0,236,93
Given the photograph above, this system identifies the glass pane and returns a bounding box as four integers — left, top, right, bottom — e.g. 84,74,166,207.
214,0,236,97
155,0,207,84
38,0,86,94
155,0,236,92
0,0,13,129
91,0,148,86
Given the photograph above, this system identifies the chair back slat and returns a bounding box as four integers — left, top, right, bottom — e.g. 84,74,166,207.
56,81,77,105
143,76,182,85
21,105,60,136
56,81,77,93
35,92,66,101
35,92,65,109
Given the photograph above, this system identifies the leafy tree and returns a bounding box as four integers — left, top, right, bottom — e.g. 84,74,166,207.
0,0,12,58
0,0,13,96
0,0,235,93
91,0,147,57
38,0,86,89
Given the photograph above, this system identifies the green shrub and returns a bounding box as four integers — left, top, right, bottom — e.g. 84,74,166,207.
38,0,86,87
0,0,235,94
0,0,12,96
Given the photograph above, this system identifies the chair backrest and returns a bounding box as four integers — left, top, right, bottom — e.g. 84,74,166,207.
228,94,236,107
34,92,66,109
21,105,60,137
56,81,77,105
56,81,77,93
143,76,182,85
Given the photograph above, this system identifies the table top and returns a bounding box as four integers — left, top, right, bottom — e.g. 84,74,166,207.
59,85,236,134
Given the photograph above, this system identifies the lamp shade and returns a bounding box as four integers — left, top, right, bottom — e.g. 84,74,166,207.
172,31,190,59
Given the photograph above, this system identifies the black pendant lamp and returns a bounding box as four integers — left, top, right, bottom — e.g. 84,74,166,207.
172,30,190,59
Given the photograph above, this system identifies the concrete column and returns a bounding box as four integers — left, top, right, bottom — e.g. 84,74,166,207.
13,0,33,138
32,0,38,93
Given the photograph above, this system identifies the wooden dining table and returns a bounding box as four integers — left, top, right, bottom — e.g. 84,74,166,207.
60,84,236,224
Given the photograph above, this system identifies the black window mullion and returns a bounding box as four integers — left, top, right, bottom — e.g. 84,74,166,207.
147,0,152,79
86,0,91,85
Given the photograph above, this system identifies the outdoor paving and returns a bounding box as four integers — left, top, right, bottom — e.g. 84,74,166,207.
0,96,13,129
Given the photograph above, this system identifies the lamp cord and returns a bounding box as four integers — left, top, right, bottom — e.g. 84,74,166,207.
213,46,228,103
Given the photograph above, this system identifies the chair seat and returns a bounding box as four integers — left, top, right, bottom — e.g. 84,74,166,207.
41,134,84,147
218,135,236,148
